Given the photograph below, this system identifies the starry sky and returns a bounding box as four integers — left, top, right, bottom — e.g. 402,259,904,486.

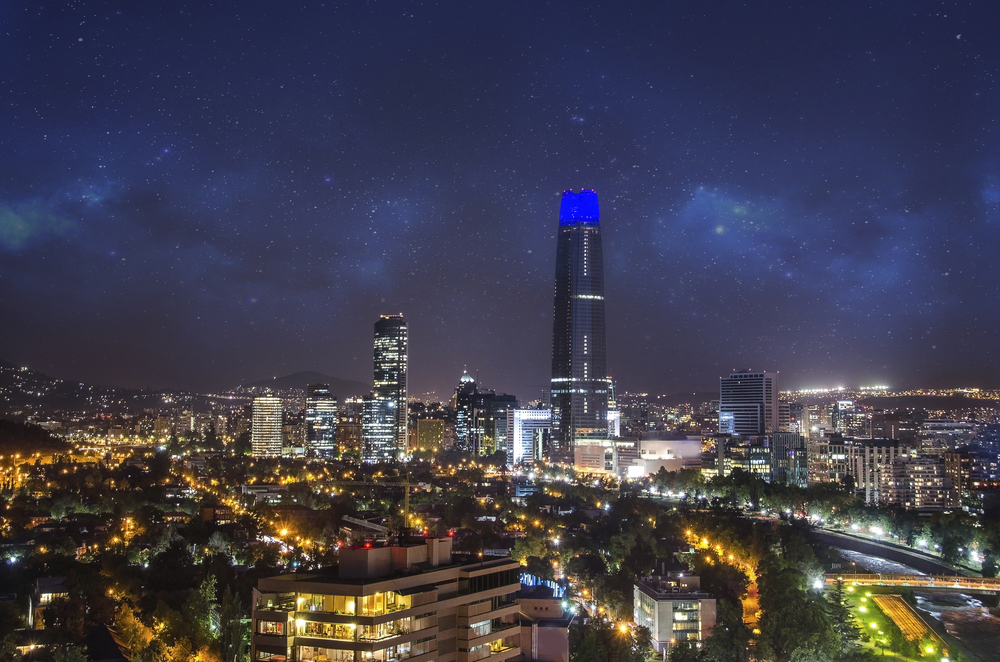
2,1,1000,399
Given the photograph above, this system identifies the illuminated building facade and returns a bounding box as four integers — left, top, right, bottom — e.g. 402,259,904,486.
454,372,477,452
252,396,283,458
506,409,551,465
305,383,337,458
549,189,611,460
718,370,778,435
367,314,408,460
251,539,521,662
362,395,396,462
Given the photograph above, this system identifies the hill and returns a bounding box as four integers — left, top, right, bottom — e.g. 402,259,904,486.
857,395,1000,411
242,372,370,399
0,419,72,455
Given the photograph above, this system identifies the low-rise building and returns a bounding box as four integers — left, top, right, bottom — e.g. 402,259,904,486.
29,577,68,629
516,585,572,662
633,559,716,655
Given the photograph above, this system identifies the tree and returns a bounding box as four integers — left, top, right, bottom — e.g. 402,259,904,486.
826,578,864,656
755,556,838,662
183,575,219,647
53,646,88,662
701,599,751,662
982,548,999,578
113,603,153,652
218,586,248,662
669,641,704,662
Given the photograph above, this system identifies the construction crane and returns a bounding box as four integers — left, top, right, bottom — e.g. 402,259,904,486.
327,474,414,535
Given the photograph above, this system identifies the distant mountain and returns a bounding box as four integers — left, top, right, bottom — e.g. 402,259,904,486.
0,359,169,416
653,392,718,406
857,395,1000,410
242,372,370,399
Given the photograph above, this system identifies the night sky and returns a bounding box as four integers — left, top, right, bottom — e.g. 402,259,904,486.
3,2,1000,399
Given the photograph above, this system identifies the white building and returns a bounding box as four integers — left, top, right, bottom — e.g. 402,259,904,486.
634,561,716,654
718,370,778,435
506,409,551,465
251,396,283,458
846,439,911,504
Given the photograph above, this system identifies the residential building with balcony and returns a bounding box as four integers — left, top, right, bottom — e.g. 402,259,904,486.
251,537,520,662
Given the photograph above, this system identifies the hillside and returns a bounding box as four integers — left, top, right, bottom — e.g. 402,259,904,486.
0,419,72,455
241,371,370,399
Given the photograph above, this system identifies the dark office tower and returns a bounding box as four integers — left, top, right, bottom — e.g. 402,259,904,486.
370,314,408,460
305,383,337,458
454,372,477,452
550,189,610,459
718,370,778,435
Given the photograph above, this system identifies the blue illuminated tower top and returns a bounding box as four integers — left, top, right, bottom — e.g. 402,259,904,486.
559,189,600,226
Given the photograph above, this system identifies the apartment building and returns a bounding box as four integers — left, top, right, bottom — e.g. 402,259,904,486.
251,537,521,662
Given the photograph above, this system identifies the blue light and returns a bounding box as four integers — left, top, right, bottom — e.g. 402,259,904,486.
559,189,599,226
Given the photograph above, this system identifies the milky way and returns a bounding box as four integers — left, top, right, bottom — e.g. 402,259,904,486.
2,2,999,398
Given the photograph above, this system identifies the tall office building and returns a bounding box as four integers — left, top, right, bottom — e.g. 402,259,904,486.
305,384,337,458
337,396,365,456
251,396,283,458
506,409,552,465
550,189,611,459
454,372,477,452
368,314,408,460
718,370,779,435
362,395,396,461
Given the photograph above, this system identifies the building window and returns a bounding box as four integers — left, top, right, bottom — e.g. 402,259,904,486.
258,620,284,635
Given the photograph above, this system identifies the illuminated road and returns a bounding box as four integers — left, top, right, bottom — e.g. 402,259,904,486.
872,595,929,641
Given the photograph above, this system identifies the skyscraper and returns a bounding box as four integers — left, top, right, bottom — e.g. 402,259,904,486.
362,395,396,461
718,370,778,435
453,371,477,452
366,314,408,461
550,189,610,459
305,383,337,458
251,396,283,458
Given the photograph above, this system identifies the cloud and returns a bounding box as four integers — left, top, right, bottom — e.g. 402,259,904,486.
0,197,78,251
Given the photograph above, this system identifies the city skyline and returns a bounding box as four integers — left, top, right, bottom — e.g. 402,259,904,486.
4,3,1000,399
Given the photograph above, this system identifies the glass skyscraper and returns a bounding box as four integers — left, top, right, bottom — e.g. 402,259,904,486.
305,383,337,458
550,189,611,459
365,313,408,461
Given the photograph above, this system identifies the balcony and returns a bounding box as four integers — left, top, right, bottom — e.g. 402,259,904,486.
456,602,519,627
456,644,520,662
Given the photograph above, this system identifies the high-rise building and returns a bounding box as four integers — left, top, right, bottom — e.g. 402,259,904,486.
769,432,808,488
416,418,444,452
368,314,408,460
885,455,951,510
506,409,552,465
718,370,778,435
251,396,283,458
453,372,477,452
362,395,396,462
550,189,611,460
305,384,337,458
337,397,364,456
471,391,517,456
846,438,911,504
